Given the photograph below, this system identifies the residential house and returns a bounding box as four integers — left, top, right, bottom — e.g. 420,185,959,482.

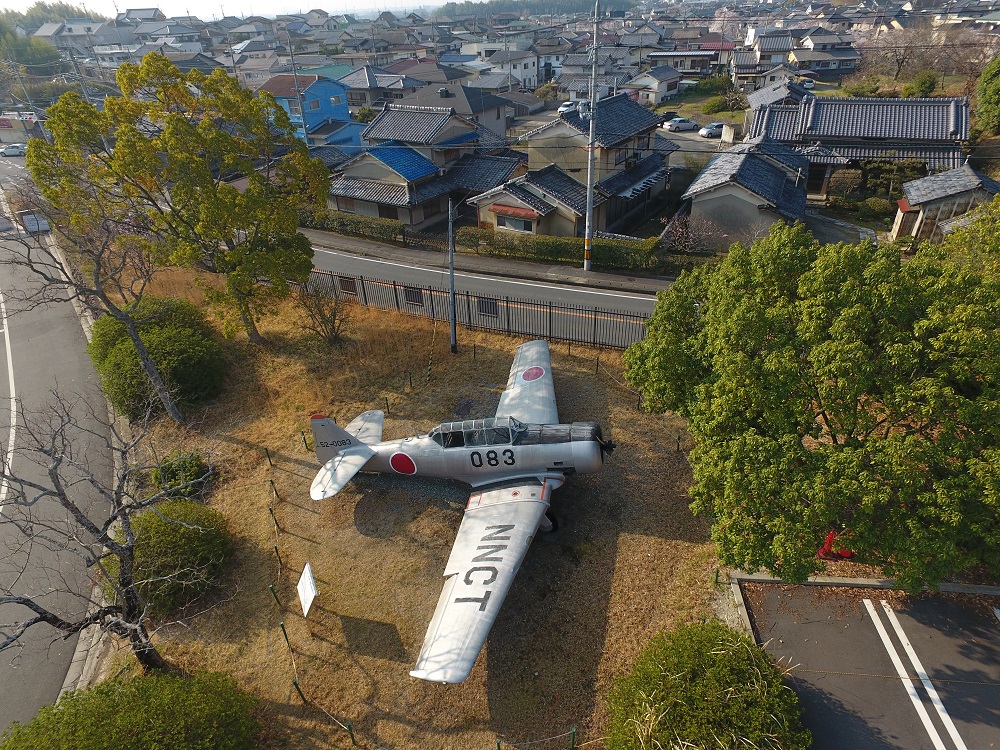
384,58,471,84
556,51,635,100
327,106,518,228
532,37,574,83
257,74,364,149
731,29,795,91
890,164,1000,241
681,137,809,246
397,84,510,137
486,49,539,88
337,65,425,111
116,8,166,23
33,18,125,58
227,50,292,89
748,96,970,195
646,50,716,77
481,92,677,235
465,72,520,94
621,64,681,105
787,28,859,79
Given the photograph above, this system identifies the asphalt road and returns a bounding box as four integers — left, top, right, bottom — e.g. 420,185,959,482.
744,583,1000,750
0,179,111,731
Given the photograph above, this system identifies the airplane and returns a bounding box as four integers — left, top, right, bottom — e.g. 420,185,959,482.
309,339,614,684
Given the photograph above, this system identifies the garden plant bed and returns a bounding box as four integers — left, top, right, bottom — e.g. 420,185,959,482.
121,272,716,749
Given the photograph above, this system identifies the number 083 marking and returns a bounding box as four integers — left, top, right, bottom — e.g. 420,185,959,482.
470,449,515,468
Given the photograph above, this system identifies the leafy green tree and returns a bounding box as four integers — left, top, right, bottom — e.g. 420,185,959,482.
608,621,811,750
976,55,1000,133
28,53,329,344
902,69,938,98
625,223,1000,588
0,672,258,750
355,105,377,123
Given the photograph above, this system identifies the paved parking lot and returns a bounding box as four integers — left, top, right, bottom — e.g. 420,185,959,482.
741,582,1000,750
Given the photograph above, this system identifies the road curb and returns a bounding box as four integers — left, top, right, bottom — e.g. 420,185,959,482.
727,571,1000,638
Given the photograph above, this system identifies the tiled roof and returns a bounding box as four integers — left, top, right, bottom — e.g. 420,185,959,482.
362,107,455,143
257,74,320,98
597,154,671,198
557,72,636,91
524,164,606,214
308,145,349,168
487,49,533,63
746,80,811,111
683,138,808,221
652,133,681,155
447,154,521,192
643,64,681,82
466,72,520,89
748,97,970,142
794,143,849,165
902,164,1000,206
368,142,438,181
754,33,794,52
559,92,662,148
501,183,557,215
329,176,409,205
398,84,509,115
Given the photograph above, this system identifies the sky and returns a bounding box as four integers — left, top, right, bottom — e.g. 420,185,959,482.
2,0,449,22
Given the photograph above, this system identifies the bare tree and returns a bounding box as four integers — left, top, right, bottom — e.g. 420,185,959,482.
937,28,1000,94
0,185,185,424
295,276,350,346
859,23,937,81
0,395,214,673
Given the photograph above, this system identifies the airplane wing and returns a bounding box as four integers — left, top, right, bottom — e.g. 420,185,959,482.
310,444,375,500
409,477,553,683
495,340,558,425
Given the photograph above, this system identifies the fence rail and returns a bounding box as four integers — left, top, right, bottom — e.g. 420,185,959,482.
307,269,648,349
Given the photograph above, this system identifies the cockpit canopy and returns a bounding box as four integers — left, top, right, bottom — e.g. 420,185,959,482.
429,416,526,448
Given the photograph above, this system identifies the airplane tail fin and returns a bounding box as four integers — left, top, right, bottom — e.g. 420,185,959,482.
309,411,384,500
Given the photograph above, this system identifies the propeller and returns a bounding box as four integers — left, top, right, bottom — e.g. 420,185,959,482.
597,431,616,458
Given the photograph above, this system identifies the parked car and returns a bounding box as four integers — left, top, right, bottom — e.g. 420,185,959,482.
698,122,725,138
657,110,679,125
15,210,50,233
0,143,27,157
664,117,698,132
557,100,582,114
799,78,815,89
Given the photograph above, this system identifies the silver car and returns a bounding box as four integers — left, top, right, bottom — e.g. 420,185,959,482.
0,143,27,157
698,122,725,138
664,117,698,132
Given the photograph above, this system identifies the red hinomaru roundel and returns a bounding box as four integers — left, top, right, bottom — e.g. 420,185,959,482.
521,366,545,382
390,452,417,475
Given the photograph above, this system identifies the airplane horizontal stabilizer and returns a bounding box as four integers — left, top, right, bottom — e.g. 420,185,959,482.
345,410,384,444
310,445,375,500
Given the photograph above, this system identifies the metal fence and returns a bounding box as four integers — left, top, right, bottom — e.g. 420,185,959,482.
307,269,648,349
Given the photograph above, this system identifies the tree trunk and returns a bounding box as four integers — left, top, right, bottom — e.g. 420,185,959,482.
236,295,265,345
122,318,186,423
117,551,169,673
129,626,169,673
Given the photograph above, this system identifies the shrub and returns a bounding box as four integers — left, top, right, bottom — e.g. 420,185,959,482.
694,76,733,95
856,196,897,220
457,226,663,271
702,95,727,114
98,325,225,420
843,74,881,97
903,70,938,98
299,208,403,244
105,499,233,617
0,671,258,750
88,297,214,366
151,451,212,499
356,105,376,123
607,620,811,750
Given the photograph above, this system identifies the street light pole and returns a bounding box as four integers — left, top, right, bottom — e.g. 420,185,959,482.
582,0,599,272
448,197,458,354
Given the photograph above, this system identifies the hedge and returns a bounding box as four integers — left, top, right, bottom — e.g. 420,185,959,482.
608,620,811,750
152,451,213,499
88,297,214,367
106,499,233,617
0,671,258,750
299,208,403,244
456,226,663,271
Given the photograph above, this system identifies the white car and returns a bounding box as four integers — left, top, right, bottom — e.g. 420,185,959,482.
698,122,725,138
799,78,815,89
557,100,581,114
0,143,27,157
664,117,698,132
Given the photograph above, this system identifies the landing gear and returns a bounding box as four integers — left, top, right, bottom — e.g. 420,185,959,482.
539,510,559,533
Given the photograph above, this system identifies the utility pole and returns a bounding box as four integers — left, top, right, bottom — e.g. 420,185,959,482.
582,0,599,272
448,197,458,354
286,29,305,139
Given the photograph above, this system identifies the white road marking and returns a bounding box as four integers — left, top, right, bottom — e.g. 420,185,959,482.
312,247,659,303
0,290,15,514
864,599,947,750
880,601,968,750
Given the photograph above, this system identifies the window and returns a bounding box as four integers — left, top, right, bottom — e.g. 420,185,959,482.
338,197,355,212
523,63,529,69
330,95,341,105
615,148,627,165
289,104,301,115
308,99,321,110
637,134,650,151
379,205,399,220
496,215,532,232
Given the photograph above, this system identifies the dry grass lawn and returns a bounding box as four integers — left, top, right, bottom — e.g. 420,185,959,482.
125,271,716,749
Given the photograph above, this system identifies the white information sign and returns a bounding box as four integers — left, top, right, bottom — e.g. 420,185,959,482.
297,562,318,618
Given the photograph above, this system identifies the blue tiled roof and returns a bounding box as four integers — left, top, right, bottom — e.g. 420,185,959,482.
368,142,438,181
437,131,479,147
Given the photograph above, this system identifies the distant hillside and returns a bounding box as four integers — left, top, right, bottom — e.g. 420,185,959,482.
432,0,635,20
0,2,109,34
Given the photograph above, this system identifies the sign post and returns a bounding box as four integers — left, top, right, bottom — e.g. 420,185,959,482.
297,562,318,618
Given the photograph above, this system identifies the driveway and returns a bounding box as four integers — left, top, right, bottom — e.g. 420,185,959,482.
742,582,1000,750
